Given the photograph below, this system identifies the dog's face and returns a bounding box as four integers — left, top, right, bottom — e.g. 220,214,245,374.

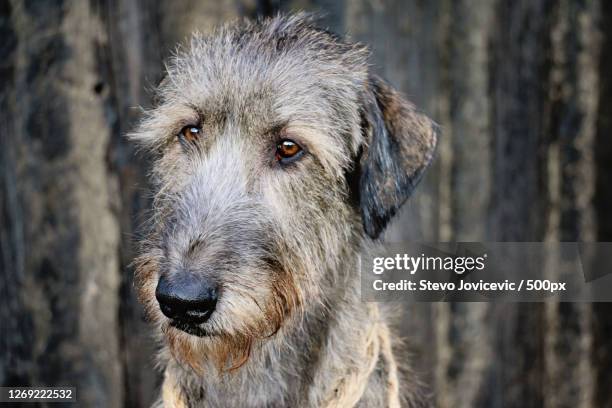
131,15,437,371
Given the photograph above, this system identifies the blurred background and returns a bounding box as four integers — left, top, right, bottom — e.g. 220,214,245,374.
1,0,611,407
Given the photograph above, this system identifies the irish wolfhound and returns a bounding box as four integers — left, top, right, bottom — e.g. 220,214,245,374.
131,14,437,407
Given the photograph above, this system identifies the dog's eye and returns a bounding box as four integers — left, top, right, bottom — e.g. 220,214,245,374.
178,125,201,143
276,139,303,162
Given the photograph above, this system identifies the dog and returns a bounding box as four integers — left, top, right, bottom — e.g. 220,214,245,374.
130,13,437,407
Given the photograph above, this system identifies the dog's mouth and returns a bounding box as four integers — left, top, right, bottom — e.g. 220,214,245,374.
169,319,211,337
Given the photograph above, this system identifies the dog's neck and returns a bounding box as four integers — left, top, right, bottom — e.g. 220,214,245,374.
159,267,401,407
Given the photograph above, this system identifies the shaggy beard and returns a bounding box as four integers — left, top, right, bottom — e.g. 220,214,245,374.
133,252,302,374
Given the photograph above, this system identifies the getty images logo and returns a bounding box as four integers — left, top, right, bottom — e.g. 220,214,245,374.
372,244,489,276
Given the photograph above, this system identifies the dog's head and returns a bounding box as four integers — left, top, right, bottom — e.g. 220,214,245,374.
131,14,437,371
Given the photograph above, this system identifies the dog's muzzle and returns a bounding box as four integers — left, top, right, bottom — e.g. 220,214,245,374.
155,272,218,333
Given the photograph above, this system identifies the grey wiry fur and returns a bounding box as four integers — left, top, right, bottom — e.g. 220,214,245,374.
130,13,437,408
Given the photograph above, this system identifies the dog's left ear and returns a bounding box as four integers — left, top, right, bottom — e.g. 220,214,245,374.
355,75,439,239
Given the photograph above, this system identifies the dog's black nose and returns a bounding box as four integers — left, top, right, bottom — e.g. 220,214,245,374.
155,273,218,324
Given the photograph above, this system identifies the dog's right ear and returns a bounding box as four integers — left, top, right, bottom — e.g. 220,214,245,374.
151,74,168,107
353,75,439,239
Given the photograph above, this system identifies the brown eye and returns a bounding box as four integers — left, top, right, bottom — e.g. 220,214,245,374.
179,125,201,143
276,139,303,162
